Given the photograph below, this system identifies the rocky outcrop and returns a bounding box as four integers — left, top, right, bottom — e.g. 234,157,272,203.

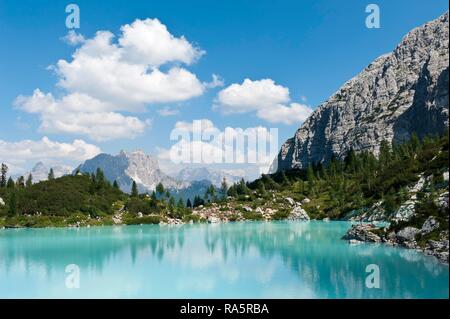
0,197,4,206
420,216,440,235
273,12,449,172
342,222,449,264
342,224,382,242
396,227,420,243
288,206,310,221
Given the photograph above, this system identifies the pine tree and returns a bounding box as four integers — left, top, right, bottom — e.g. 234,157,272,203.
0,163,8,188
227,185,238,197
8,192,17,216
177,198,185,210
256,180,267,196
169,196,176,209
220,177,228,199
410,132,421,153
95,168,106,189
186,198,192,208
306,164,315,182
156,183,165,197
379,140,391,168
48,168,55,180
113,180,119,189
16,176,25,188
26,174,33,187
280,171,289,185
131,180,139,197
6,177,15,189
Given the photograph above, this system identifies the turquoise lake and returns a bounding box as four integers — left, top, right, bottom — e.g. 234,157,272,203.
0,221,448,298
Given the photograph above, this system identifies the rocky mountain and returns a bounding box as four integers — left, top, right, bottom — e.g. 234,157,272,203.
75,150,185,193
20,162,72,183
273,12,449,172
175,166,244,187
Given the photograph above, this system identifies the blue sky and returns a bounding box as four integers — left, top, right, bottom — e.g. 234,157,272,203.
0,0,448,175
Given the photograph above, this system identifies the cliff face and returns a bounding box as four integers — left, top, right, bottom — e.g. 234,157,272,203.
274,12,449,172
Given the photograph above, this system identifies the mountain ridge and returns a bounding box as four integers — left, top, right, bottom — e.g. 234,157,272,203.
273,11,449,172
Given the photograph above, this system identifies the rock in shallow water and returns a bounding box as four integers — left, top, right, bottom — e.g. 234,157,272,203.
396,227,420,243
342,224,381,243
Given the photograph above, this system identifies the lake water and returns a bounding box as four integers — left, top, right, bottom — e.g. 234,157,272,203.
0,221,448,298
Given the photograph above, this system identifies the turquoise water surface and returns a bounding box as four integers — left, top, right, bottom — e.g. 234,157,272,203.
0,221,448,298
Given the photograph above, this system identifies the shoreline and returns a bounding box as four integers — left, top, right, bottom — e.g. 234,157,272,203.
2,218,447,265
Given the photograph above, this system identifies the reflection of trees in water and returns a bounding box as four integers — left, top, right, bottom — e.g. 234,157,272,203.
202,221,448,298
0,222,447,298
0,225,185,276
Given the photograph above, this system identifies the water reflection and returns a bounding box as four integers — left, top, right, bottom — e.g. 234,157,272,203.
0,221,448,298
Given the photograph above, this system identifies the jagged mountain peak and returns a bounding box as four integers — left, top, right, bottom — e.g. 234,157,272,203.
76,150,183,193
273,11,449,172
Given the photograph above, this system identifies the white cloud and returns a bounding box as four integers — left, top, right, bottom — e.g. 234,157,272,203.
258,103,313,125
157,106,180,116
174,119,216,133
15,89,150,141
0,136,101,173
215,78,313,125
118,18,204,67
203,74,224,89
17,18,207,140
62,30,85,46
165,119,278,176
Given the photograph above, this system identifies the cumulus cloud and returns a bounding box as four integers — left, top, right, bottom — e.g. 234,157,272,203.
174,119,216,133
215,78,313,125
15,89,150,141
203,74,224,89
62,30,85,46
16,18,207,140
258,102,313,125
118,18,204,66
0,136,101,173
165,119,278,175
157,106,180,116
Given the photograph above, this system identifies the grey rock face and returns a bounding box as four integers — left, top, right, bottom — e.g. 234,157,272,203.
274,12,449,171
288,206,310,221
342,224,381,242
421,216,440,235
76,150,183,193
175,166,244,187
18,162,72,183
396,227,420,243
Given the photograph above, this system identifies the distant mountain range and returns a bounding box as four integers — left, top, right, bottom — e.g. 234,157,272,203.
75,150,184,193
15,161,72,183
73,150,245,198
175,166,244,187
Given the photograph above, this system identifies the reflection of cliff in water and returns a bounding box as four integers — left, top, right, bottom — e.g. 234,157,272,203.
0,222,447,298
201,222,448,298
0,225,186,276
